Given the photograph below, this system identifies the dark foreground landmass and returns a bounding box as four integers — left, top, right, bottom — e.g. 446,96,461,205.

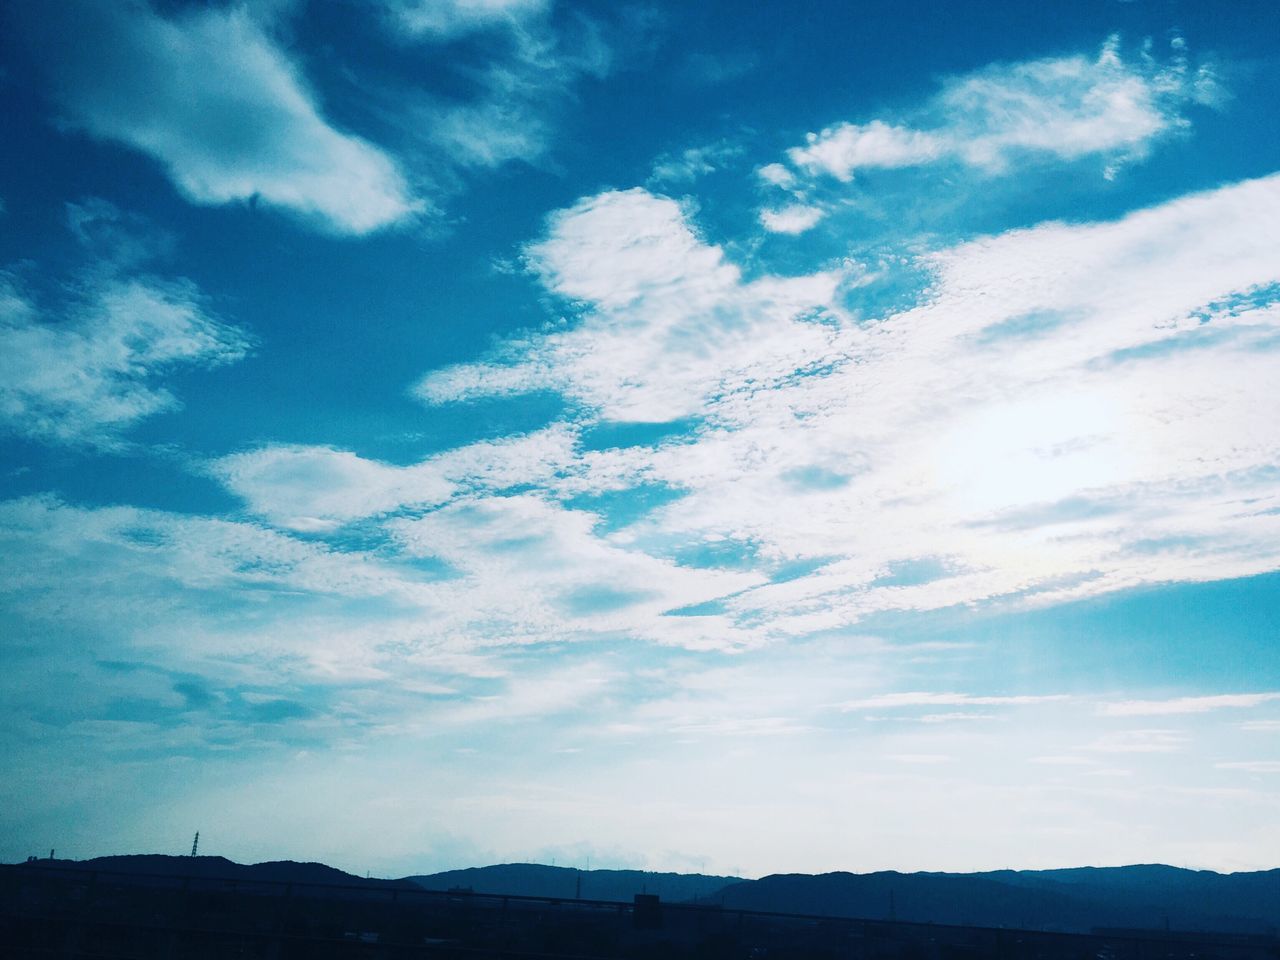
412,862,1280,936
3,855,1278,959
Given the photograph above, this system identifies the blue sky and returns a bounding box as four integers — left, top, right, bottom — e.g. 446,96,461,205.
2,0,1279,878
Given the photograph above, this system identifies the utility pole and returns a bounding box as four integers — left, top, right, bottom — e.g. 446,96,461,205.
191,831,200,857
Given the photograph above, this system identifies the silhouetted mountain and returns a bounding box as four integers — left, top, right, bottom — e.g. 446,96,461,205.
20,855,1279,937
707,866,1280,935
409,863,740,902
980,865,1280,933
53,854,413,888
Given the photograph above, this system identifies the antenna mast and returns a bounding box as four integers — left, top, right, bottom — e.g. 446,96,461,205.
191,831,200,857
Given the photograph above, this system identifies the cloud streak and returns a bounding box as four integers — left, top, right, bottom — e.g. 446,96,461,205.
1100,694,1280,716
786,37,1219,183
29,1,420,235
0,274,248,446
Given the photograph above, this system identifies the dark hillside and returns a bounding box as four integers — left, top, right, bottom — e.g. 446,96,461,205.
709,866,1280,934
410,862,740,902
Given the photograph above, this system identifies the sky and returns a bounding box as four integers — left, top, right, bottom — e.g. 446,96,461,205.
1,0,1279,880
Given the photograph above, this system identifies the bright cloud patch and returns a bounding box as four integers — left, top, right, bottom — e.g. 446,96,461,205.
37,2,419,234
0,495,446,683
790,121,943,181
786,38,1217,182
214,427,579,531
759,204,827,234
417,188,843,421
0,275,248,446
414,172,1280,637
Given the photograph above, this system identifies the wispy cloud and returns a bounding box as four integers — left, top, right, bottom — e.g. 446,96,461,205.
0,276,247,446
411,169,1280,639
1215,761,1280,773
386,494,764,650
0,493,452,687
380,0,612,177
381,0,549,39
784,36,1220,183
649,141,742,185
213,426,579,532
840,692,1067,711
1100,693,1280,716
1083,729,1187,754
1,199,250,448
28,1,421,234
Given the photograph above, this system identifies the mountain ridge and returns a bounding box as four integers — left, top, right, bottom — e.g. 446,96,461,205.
14,856,1278,935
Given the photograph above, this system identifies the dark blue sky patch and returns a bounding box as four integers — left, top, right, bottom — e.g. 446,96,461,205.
563,483,688,533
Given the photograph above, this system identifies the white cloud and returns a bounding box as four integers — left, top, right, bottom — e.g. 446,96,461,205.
789,121,943,181
38,2,419,235
213,426,578,531
650,142,742,184
1028,755,1094,766
1083,729,1187,754
840,692,1067,711
1101,694,1280,716
417,188,844,421
392,4,611,174
0,495,429,607
890,753,953,764
414,170,1280,638
215,445,454,533
756,163,797,189
0,494,457,684
759,204,827,235
386,494,764,650
0,275,248,446
785,37,1215,182
1216,761,1280,773
383,0,548,39
918,712,998,724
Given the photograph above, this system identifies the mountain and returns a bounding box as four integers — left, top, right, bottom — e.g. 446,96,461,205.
708,866,1280,935
38,854,413,888
408,863,741,903
982,865,1280,932
19,856,1279,936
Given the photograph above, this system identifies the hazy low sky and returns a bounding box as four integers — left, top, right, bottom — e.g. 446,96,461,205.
2,0,1279,878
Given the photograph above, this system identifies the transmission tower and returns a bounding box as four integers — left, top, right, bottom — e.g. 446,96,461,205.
191,831,200,857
